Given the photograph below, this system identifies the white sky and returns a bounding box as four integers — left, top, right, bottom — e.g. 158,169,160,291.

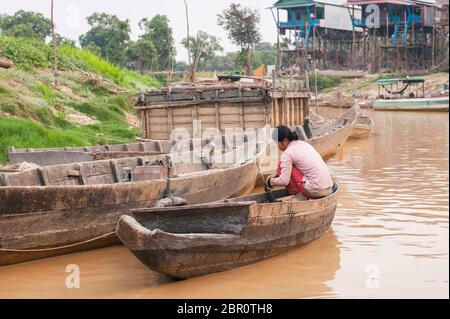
1,0,279,61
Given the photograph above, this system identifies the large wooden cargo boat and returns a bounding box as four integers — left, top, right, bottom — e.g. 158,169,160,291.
135,80,311,140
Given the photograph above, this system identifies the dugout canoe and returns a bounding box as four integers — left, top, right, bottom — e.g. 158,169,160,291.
0,147,258,266
310,111,374,139
116,184,339,279
350,115,375,139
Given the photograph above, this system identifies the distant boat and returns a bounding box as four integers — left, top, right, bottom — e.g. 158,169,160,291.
350,115,375,139
310,110,374,139
373,77,449,112
117,185,339,279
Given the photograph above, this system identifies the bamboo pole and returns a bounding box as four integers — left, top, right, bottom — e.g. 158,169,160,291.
51,0,59,87
313,26,318,114
184,0,193,82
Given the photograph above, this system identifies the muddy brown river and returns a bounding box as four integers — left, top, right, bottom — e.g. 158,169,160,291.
0,109,448,298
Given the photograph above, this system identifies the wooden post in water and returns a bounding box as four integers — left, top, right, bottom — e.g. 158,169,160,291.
313,26,318,114
272,69,277,91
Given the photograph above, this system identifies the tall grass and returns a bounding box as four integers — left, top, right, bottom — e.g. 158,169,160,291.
0,36,52,71
59,45,160,90
0,35,160,163
0,117,87,163
0,116,139,163
60,45,124,84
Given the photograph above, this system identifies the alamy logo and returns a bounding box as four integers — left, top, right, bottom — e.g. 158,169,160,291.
365,264,381,289
365,5,381,29
65,3,81,29
65,264,80,289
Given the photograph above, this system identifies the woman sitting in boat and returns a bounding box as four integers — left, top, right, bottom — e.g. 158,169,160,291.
265,125,334,200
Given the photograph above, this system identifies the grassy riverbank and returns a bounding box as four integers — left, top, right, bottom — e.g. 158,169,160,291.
0,36,160,163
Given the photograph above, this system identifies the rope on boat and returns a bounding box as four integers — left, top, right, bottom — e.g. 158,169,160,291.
0,231,116,253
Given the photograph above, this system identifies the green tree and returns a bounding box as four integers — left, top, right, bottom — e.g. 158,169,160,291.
0,10,52,41
138,15,175,71
205,52,240,72
255,42,276,51
79,13,130,65
252,42,277,69
181,31,223,71
126,39,157,72
217,4,261,75
55,34,75,47
174,61,189,72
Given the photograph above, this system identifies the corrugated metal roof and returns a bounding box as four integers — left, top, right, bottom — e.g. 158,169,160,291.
273,0,438,8
273,0,348,8
273,0,316,7
377,77,425,85
346,0,437,6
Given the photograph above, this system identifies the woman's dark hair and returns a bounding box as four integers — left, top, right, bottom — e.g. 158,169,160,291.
272,125,299,142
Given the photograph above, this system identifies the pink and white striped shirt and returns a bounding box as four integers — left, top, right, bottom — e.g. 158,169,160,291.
270,140,333,192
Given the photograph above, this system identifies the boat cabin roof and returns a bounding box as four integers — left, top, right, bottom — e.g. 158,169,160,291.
377,77,425,85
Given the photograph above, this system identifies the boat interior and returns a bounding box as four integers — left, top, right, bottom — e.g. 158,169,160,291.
131,202,253,235
303,106,358,138
356,115,374,126
0,151,246,188
128,185,338,236
8,140,175,155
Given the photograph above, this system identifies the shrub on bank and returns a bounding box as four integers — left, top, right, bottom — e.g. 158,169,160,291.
0,36,52,71
310,74,343,92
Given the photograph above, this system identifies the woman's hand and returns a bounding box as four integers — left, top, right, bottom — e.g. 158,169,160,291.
264,177,273,190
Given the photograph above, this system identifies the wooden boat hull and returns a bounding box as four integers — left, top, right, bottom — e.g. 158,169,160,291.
372,97,449,112
309,120,354,161
117,186,339,279
7,140,175,166
350,116,375,139
0,160,257,267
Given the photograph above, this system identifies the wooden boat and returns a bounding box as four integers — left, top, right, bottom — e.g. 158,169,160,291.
308,111,326,124
373,96,449,111
373,77,449,112
8,135,256,166
350,115,375,139
256,106,360,182
116,184,339,279
136,81,310,140
0,147,258,266
310,110,374,139
7,140,177,166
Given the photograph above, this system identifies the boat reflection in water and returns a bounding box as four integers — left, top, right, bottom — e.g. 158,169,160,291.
0,229,341,298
